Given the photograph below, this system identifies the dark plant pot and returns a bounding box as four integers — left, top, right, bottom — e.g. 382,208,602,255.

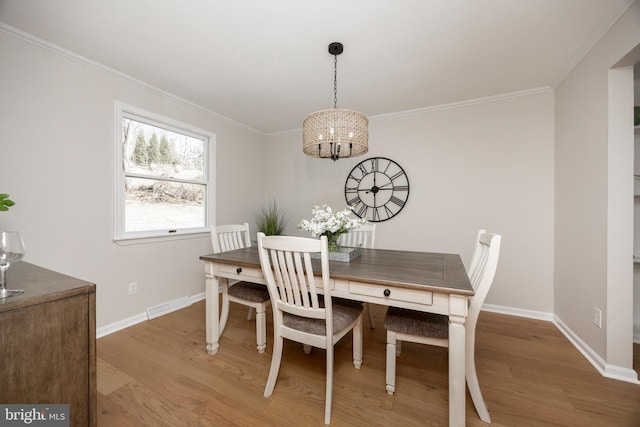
635,106,640,127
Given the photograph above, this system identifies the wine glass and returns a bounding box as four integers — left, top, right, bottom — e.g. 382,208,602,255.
0,231,25,298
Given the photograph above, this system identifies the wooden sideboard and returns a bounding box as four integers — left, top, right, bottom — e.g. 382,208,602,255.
0,262,96,427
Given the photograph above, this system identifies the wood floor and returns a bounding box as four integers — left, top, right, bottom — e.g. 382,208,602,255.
97,301,640,426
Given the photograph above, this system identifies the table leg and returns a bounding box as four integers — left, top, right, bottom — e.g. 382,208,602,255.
205,273,220,355
449,295,468,427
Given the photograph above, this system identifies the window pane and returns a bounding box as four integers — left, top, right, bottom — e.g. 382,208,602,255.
115,102,214,241
124,177,205,232
122,118,205,181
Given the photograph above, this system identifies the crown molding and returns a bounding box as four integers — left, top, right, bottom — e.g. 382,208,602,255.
0,21,264,135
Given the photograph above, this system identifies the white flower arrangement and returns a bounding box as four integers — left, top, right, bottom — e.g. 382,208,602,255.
298,204,367,250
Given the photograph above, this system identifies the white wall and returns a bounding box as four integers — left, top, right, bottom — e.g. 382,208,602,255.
0,29,267,328
555,1,640,377
265,91,555,313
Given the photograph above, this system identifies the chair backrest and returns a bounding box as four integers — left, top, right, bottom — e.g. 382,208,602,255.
466,230,501,324
257,233,334,335
211,223,251,254
338,224,376,249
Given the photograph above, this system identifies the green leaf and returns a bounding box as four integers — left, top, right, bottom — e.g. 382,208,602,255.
255,200,288,236
0,193,15,211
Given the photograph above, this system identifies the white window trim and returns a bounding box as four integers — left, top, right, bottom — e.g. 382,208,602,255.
113,101,216,244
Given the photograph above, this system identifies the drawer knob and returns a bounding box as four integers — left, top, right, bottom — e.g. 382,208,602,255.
383,289,391,297
236,267,242,274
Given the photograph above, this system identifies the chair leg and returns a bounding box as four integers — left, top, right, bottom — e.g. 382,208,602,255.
255,304,267,353
385,331,397,395
264,335,283,398
219,282,230,336
353,316,363,369
325,345,334,425
466,334,491,423
303,344,312,355
365,303,376,328
247,307,256,321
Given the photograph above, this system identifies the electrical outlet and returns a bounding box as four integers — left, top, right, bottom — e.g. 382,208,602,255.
128,282,138,296
593,307,602,328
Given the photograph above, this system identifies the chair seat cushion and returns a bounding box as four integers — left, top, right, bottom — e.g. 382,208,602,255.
228,281,270,303
384,307,448,339
283,298,363,336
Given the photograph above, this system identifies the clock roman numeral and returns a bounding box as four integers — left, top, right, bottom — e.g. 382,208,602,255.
370,157,378,172
373,207,381,221
389,170,405,181
390,195,406,207
347,175,362,185
356,203,368,218
347,195,362,206
382,160,391,175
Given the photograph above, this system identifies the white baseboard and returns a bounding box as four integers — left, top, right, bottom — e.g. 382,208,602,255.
483,303,639,385
553,315,639,384
96,312,147,338
190,291,206,303
97,291,207,338
482,303,553,321
146,296,191,320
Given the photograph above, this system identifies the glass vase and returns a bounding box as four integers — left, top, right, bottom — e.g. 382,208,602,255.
325,233,341,252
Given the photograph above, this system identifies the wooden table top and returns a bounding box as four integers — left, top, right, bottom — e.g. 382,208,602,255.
200,246,473,296
0,262,96,312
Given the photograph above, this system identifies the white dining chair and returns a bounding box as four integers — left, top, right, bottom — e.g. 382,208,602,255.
257,232,363,425
383,230,501,423
338,224,377,328
211,223,271,353
338,223,376,249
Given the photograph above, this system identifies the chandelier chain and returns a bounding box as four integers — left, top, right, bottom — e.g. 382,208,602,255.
333,54,338,110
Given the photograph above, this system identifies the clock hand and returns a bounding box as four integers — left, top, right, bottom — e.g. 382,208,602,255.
365,182,393,194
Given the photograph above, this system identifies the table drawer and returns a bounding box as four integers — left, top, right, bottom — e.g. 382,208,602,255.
217,264,264,281
349,282,433,305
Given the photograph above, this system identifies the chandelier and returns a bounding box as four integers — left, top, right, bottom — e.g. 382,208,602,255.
303,42,368,161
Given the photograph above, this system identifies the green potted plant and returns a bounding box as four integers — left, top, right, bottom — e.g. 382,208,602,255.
255,200,288,235
0,194,15,212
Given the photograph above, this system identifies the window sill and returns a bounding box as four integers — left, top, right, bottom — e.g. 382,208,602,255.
114,230,210,246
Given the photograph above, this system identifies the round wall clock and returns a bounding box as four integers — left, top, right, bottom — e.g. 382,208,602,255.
344,157,409,222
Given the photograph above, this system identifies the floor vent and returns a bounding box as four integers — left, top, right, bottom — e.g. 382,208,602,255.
146,296,191,320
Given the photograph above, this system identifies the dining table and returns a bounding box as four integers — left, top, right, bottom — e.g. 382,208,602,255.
200,246,475,427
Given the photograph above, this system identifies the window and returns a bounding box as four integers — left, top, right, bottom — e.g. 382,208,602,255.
114,102,215,241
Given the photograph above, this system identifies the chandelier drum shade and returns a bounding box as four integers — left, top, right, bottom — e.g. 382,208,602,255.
303,108,368,159
303,42,369,161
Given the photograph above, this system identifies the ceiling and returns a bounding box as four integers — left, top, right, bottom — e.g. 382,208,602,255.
0,0,634,134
